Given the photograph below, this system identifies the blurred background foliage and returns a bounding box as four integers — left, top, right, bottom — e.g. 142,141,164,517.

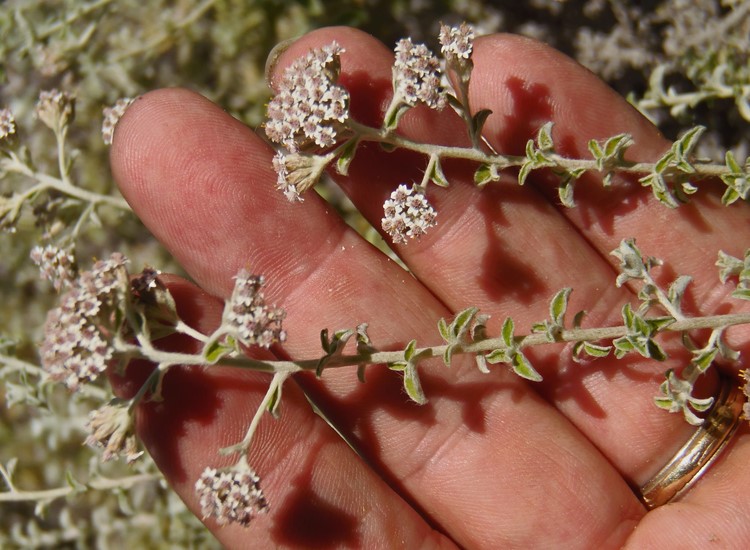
1,0,748,546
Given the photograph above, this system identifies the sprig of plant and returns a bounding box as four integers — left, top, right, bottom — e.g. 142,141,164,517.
263,24,749,247
21,229,750,526
0,92,131,248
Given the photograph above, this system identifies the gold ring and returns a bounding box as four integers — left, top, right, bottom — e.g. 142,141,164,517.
639,374,744,509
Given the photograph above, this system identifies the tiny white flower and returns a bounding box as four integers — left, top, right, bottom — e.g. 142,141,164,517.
102,97,134,145
439,22,476,63
392,39,445,110
382,184,438,244
195,459,269,526
265,43,349,150
0,108,16,141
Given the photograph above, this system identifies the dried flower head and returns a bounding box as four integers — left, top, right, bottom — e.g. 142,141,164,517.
102,97,134,145
265,43,349,151
381,184,438,244
85,401,143,464
195,460,269,526
224,269,287,348
392,38,445,110
30,244,77,292
36,89,75,132
272,150,332,202
439,22,476,63
741,369,750,420
0,108,16,141
41,253,129,391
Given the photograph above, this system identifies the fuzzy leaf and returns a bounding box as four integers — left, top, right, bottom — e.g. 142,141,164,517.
404,363,427,405
266,382,283,419
485,348,511,364
450,307,479,341
691,348,718,373
549,288,572,326
512,352,543,382
403,339,418,362
731,288,750,301
437,317,451,342
537,122,555,151
581,341,612,358
470,109,493,140
335,138,359,176
501,317,514,348
716,250,744,283
667,275,692,310
443,343,456,368
557,178,575,208
203,340,233,363
429,155,450,187
475,354,490,374
384,103,412,131
474,163,494,186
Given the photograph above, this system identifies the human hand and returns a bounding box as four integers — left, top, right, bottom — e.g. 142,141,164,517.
109,27,750,548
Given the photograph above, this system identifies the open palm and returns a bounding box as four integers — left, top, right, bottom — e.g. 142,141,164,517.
110,27,750,548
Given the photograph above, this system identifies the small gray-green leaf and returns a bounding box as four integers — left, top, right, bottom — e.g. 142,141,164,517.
471,109,493,140
550,288,572,326
266,382,283,419
667,275,692,310
501,317,514,347
443,343,456,368
475,354,490,374
537,122,555,151
485,348,511,364
203,340,233,363
335,138,359,176
582,341,612,358
403,339,418,362
451,307,479,340
438,317,450,342
384,103,412,131
430,155,450,187
474,163,494,186
404,363,427,405
512,352,543,382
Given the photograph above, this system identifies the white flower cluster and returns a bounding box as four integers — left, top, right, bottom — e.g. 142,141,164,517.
265,43,349,150
439,22,475,63
0,107,16,141
225,269,287,348
30,244,77,291
195,463,269,526
41,253,129,391
85,402,143,464
392,38,446,110
102,97,134,145
381,184,438,244
272,150,331,202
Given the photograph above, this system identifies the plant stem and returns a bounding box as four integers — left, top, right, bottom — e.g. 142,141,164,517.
349,120,734,180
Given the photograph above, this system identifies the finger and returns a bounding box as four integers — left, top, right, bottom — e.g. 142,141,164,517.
111,276,450,548
111,76,643,545
267,28,703,484
468,34,750,351
625,428,750,547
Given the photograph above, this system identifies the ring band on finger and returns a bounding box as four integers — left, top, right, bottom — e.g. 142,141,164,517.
639,373,745,510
